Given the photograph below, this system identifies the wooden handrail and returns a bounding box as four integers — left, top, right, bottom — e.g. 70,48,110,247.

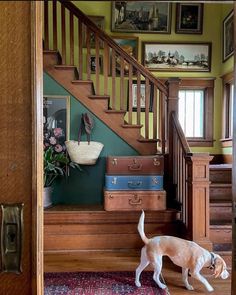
170,111,212,249
58,0,168,96
171,112,191,155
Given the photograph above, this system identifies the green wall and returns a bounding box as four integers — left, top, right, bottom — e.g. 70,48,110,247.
44,73,138,205
73,1,234,155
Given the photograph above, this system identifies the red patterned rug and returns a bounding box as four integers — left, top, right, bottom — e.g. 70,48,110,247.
44,272,167,295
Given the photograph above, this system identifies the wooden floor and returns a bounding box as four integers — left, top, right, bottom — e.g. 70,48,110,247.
44,252,231,295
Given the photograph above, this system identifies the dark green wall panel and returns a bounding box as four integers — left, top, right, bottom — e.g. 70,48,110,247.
44,73,138,205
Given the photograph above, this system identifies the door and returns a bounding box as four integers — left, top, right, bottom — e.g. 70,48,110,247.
0,1,43,294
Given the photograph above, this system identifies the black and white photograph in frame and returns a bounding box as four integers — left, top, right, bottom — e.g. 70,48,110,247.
111,1,171,34
223,10,234,62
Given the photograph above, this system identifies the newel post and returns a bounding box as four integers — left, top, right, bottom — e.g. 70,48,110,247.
186,153,213,250
165,78,180,203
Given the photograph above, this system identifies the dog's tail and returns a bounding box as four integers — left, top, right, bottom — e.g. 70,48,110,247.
137,210,149,245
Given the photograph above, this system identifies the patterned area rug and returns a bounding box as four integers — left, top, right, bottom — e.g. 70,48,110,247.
44,271,167,295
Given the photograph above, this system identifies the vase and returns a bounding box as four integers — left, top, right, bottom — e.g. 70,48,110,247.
43,186,53,209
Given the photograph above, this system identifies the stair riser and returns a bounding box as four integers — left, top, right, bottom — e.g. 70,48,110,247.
210,206,232,222
210,187,232,201
210,227,232,245
210,170,232,183
54,68,78,82
43,53,60,67
44,223,179,252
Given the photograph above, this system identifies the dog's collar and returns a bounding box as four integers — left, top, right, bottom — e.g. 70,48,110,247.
208,252,216,270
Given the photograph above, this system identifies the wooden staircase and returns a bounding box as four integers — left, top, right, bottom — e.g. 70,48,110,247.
44,205,181,272
209,164,232,268
43,0,214,271
43,50,158,155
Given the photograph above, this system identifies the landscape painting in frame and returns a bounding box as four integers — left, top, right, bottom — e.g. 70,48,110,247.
142,42,211,72
111,36,138,75
111,2,171,33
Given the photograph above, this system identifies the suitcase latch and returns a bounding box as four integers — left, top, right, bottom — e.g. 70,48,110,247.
112,158,117,165
152,177,159,184
153,158,160,166
111,177,117,185
129,194,142,206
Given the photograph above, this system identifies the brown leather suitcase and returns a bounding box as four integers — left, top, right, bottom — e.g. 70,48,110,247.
104,190,166,211
106,156,164,175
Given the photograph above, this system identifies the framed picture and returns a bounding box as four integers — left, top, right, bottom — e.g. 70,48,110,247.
111,36,138,75
83,15,105,48
142,42,211,72
43,96,70,146
90,55,103,74
223,10,234,62
176,3,203,34
129,80,153,112
111,2,171,34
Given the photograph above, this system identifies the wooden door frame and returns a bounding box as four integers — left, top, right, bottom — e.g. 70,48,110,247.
232,3,236,293
33,1,236,293
31,1,44,294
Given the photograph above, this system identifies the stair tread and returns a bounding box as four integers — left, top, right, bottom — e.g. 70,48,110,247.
88,95,110,99
138,138,160,143
122,124,143,129
210,222,232,227
210,183,232,187
105,110,126,114
43,50,58,54
210,164,232,170
210,200,232,205
55,65,77,69
71,80,93,84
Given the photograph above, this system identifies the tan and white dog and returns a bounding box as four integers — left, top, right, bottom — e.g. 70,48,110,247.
135,211,229,292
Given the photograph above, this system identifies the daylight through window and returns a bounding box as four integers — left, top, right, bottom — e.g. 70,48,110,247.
178,89,204,138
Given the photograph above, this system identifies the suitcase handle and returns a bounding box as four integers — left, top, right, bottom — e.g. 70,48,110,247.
128,163,142,171
129,195,142,206
128,181,142,188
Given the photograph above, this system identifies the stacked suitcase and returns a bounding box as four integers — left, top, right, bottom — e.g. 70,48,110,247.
104,156,166,211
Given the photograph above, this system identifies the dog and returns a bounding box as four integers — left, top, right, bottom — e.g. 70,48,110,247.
135,211,229,292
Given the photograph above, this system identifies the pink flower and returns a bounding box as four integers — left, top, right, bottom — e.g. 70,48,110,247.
54,144,63,153
49,137,57,145
53,128,63,138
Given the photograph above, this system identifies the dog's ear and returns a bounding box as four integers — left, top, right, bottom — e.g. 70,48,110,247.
214,257,225,278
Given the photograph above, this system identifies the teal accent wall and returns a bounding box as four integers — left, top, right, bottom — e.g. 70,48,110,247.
44,73,138,205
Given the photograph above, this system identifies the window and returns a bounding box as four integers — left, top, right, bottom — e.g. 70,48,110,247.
178,79,215,147
221,72,234,147
179,89,204,137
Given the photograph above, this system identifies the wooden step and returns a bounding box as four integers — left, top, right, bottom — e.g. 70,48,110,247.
43,50,62,66
210,201,232,223
209,164,232,184
44,205,180,253
88,95,109,109
122,124,143,129
210,224,232,252
210,183,232,202
54,65,79,80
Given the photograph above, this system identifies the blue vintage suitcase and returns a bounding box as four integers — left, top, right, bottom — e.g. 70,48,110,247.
104,175,163,191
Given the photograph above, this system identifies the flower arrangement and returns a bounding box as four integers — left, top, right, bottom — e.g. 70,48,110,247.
43,127,79,187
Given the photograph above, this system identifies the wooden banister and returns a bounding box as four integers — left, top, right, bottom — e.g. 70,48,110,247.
57,0,168,96
171,112,191,155
171,112,212,249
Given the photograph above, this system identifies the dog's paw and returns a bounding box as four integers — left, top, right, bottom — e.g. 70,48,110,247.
135,280,141,288
186,284,194,291
158,283,167,289
207,286,214,292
